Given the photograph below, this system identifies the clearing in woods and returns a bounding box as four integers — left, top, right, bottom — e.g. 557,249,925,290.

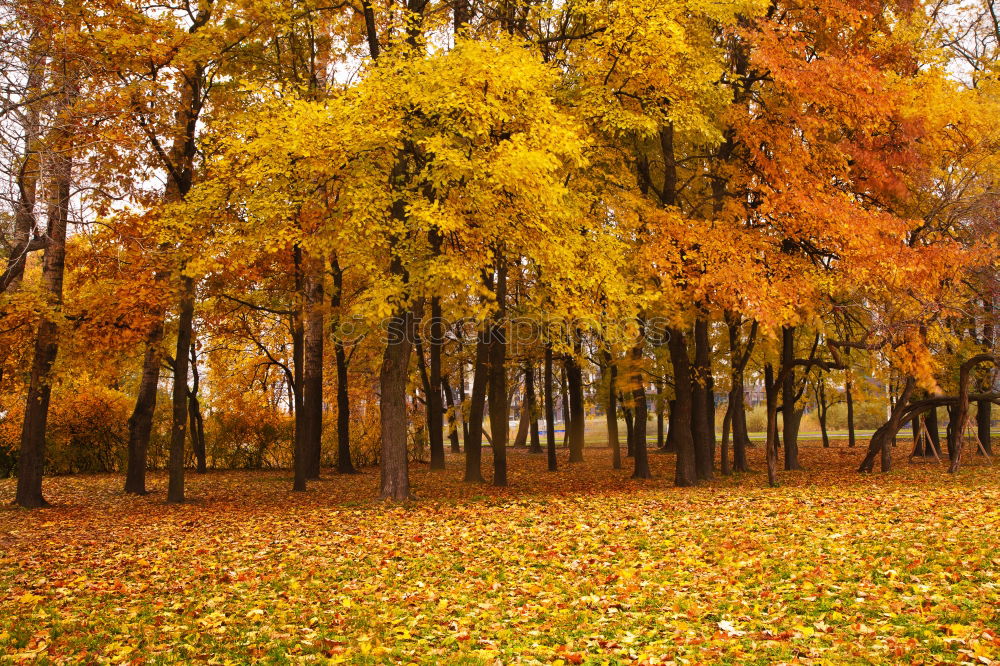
2,445,999,664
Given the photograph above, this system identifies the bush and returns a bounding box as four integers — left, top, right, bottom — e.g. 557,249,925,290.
1,378,131,475
44,385,131,474
825,401,888,431
208,397,294,469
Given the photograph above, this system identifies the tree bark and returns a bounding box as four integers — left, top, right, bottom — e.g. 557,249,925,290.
655,379,665,449
781,326,803,470
859,377,915,473
125,319,163,495
560,364,570,447
720,398,733,476
911,416,923,456
565,343,586,463
949,355,996,473
526,363,542,453
816,380,830,449
664,399,677,453
458,360,469,444
692,318,714,480
543,344,557,471
946,405,957,461
730,385,750,472
977,400,992,455
926,406,940,455
603,351,621,469
513,402,529,448
464,329,489,482
764,363,781,487
428,297,446,469
845,374,856,448
1,36,43,294
167,277,195,504
124,46,204,496
726,315,755,472
291,252,307,492
377,174,416,500
705,372,717,459
630,324,651,479
14,89,72,508
331,259,356,474
623,399,635,457
379,303,413,500
443,376,462,454
668,328,697,487
187,393,206,473
487,261,508,487
188,342,207,473
333,339,354,473
303,266,324,480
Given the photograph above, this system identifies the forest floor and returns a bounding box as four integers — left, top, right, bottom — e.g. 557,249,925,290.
2,444,999,664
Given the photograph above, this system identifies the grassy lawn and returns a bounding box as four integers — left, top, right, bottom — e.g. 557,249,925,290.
2,443,999,664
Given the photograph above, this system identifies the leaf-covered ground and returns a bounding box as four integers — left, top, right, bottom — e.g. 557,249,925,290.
2,445,999,664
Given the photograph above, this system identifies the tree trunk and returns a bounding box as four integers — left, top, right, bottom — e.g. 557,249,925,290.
125,319,164,495
706,376,717,460
464,329,489,482
458,360,469,443
817,381,830,449
188,342,207,473
565,344,586,463
781,326,802,470
560,365,570,447
0,37,43,294
488,261,508,487
859,377,915,473
845,374,856,448
16,315,60,507
945,405,957,461
330,338,353,474
786,407,804,456
526,363,542,453
655,379,665,449
630,327,651,479
977,400,992,455
188,393,206,473
692,318,714,480
14,102,72,508
379,304,413,500
427,297,446,469
720,398,733,476
124,49,203,496
764,364,781,487
603,351,621,469
668,328,697,487
167,277,195,504
543,344,557,471
926,406,940,455
511,400,529,449
725,315,755,472
291,255,307,492
623,400,635,457
730,384,750,472
443,376,462,454
513,403,529,448
330,258,356,474
664,399,677,453
948,355,996,473
303,267,324,480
